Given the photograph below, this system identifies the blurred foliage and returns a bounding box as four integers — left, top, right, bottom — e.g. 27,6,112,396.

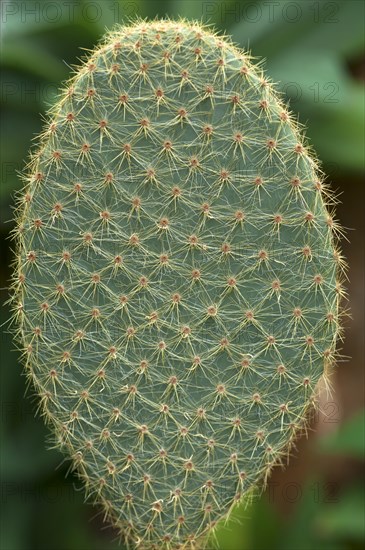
319,409,364,458
1,1,364,549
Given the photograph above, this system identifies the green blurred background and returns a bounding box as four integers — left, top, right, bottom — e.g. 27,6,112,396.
1,1,364,549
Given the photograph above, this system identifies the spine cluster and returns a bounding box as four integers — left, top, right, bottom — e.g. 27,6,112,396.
10,18,346,549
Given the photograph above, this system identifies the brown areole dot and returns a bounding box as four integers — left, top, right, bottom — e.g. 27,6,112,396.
207,305,217,317
302,245,312,258
221,242,231,254
27,251,36,263
33,219,43,229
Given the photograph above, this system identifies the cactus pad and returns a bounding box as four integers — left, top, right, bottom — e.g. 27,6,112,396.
11,19,344,550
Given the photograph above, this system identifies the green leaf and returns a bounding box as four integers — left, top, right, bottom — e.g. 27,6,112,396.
319,409,365,457
315,486,365,539
1,39,66,83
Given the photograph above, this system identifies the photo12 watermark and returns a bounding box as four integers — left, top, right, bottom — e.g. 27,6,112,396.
1,1,138,24
201,2,341,25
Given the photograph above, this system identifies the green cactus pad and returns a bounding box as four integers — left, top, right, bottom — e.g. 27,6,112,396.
11,18,344,550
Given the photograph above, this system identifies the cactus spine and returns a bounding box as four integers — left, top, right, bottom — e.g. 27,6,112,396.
10,18,345,550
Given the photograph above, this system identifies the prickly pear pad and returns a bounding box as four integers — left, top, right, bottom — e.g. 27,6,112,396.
11,19,344,550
